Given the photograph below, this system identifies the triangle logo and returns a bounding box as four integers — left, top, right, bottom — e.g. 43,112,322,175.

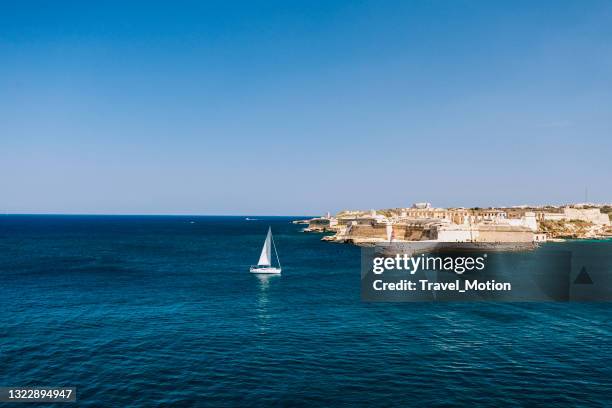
574,267,593,285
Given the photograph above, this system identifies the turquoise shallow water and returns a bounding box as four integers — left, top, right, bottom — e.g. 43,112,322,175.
0,215,611,406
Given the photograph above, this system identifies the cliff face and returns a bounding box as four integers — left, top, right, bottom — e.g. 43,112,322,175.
393,224,433,241
303,218,333,232
538,220,607,239
342,224,387,240
336,223,432,241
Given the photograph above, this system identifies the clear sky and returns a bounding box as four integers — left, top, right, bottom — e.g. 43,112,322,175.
1,1,611,215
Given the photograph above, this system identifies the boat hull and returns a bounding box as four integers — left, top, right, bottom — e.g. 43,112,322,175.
250,266,282,274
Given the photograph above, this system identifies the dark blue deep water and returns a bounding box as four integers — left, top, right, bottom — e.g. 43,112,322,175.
0,216,611,407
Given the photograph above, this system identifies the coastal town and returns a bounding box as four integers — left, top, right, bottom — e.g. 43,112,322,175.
296,202,612,246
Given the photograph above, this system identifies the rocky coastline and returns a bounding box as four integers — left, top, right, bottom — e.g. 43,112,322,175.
296,203,612,248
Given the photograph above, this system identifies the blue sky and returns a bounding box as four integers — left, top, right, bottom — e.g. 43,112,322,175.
1,1,611,215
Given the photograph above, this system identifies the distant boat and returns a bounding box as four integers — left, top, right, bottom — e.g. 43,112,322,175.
245,217,259,221
250,227,282,274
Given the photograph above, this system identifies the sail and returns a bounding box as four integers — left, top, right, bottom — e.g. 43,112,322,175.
257,228,272,266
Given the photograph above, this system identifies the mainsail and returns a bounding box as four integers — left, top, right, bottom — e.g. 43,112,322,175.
257,227,272,266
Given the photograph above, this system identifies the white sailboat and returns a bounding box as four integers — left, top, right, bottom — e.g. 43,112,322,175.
250,227,282,274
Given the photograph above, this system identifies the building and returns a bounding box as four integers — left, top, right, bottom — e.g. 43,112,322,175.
412,202,432,209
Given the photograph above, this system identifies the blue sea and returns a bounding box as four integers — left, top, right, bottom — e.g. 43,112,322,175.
0,215,611,407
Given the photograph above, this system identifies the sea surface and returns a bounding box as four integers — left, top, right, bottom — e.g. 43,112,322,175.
0,215,611,407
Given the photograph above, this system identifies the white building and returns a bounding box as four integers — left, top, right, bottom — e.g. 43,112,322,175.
412,202,432,209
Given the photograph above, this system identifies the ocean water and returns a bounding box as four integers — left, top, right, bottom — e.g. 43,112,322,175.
0,215,611,407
